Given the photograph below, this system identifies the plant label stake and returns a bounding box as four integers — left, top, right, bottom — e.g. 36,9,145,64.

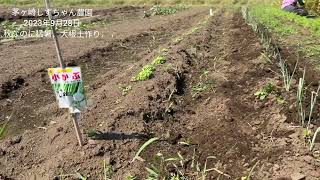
45,0,85,147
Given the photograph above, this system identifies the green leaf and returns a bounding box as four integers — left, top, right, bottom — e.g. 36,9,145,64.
132,137,159,162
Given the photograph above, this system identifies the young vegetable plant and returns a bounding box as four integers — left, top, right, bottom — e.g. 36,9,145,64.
132,65,156,81
307,85,320,129
296,69,306,126
192,81,214,98
279,58,298,92
254,83,276,100
310,127,320,151
119,84,132,96
152,56,167,65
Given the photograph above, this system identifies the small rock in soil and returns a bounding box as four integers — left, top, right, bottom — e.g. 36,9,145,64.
56,127,63,132
168,133,182,144
49,121,57,125
88,139,99,145
256,134,262,139
145,85,154,91
92,145,105,156
10,136,22,145
291,173,306,180
273,164,280,171
0,174,11,180
0,148,6,156
289,104,295,111
276,177,292,180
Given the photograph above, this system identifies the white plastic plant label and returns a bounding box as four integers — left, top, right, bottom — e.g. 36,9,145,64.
48,67,86,113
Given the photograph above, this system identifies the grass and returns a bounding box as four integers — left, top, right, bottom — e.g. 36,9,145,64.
130,137,231,179
143,149,230,179
132,137,159,162
0,110,14,140
241,161,260,180
103,159,113,180
0,123,8,139
247,5,320,61
0,21,24,40
310,127,320,151
191,82,213,98
249,6,297,37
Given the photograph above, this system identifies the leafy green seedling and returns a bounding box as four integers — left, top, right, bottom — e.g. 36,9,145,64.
303,129,312,140
160,48,170,55
254,91,268,100
86,129,101,139
152,56,167,65
132,65,156,81
150,6,180,16
119,85,132,96
254,83,276,100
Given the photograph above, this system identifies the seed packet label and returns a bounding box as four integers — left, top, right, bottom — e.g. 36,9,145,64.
48,67,86,113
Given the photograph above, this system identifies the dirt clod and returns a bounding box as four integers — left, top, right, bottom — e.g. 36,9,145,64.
291,173,306,180
9,136,22,145
0,148,5,156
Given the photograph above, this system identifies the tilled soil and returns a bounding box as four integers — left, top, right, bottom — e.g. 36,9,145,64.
0,6,319,180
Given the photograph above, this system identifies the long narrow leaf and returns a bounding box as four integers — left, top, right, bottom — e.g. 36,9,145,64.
132,137,159,162
310,127,320,151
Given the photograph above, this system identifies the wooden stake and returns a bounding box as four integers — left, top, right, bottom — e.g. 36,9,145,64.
71,113,84,147
44,0,83,146
44,0,65,68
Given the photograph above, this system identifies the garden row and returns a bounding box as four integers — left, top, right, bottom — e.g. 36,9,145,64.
242,6,320,152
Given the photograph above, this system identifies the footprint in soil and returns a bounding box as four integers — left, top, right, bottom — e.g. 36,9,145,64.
0,174,13,180
0,76,25,99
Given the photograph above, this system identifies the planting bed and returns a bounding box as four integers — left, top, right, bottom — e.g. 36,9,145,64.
0,5,319,180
